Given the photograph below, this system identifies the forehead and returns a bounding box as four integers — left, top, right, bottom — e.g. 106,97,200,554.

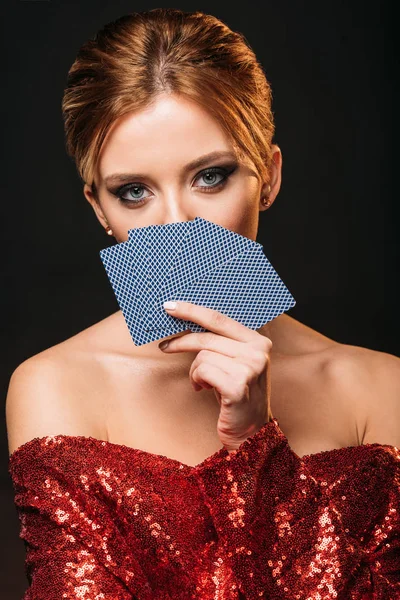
96,94,239,181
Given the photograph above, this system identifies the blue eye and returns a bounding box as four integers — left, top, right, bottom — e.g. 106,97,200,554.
117,184,151,203
193,167,228,190
112,164,237,206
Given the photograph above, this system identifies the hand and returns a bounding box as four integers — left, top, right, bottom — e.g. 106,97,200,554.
158,300,273,452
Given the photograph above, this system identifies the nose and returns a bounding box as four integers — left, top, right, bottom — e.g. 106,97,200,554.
157,196,198,226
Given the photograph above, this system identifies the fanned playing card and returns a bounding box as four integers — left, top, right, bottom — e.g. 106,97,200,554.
127,221,193,333
100,217,296,346
128,218,260,331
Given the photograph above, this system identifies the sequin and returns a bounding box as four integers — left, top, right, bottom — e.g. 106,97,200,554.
8,418,400,599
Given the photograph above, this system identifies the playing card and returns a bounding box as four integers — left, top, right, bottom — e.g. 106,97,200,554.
147,244,296,332
129,217,261,331
99,238,187,347
99,241,142,337
127,221,193,333
99,218,296,346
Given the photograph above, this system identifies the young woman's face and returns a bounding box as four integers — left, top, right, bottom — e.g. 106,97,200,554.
84,93,281,243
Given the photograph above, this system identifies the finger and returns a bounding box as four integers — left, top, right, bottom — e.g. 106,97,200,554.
191,362,245,402
163,300,261,343
161,331,244,358
160,330,271,362
189,349,260,384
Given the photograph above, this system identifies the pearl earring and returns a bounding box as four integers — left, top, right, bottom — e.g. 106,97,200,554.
106,226,113,236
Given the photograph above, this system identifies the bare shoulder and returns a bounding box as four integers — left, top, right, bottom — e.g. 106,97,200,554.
6,350,73,457
317,342,400,448
6,314,116,457
269,314,400,453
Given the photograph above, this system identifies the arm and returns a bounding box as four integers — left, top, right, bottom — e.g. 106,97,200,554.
6,353,88,456
9,452,141,599
195,417,400,599
355,349,400,448
6,358,143,599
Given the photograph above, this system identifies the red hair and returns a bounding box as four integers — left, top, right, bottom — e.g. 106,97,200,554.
61,8,275,198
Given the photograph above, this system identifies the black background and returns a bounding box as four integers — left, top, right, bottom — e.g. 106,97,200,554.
1,1,398,595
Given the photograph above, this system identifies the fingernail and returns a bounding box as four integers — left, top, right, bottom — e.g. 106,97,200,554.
159,340,169,350
163,301,177,310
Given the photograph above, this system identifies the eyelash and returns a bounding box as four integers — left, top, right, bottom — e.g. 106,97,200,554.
111,164,237,206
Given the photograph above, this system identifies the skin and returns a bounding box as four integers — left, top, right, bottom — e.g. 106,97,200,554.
79,92,351,459
7,92,400,466
85,92,275,250
84,91,284,367
157,300,273,451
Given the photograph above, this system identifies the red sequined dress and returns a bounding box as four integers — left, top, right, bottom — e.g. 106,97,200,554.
8,417,400,599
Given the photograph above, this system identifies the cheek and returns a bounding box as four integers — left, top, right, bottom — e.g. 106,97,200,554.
222,193,260,240
106,209,143,243
110,227,129,243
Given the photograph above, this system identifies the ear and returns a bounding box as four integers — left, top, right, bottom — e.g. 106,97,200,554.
83,183,110,230
260,145,282,210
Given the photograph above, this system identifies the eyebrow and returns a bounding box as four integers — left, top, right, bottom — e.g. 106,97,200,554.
103,150,238,187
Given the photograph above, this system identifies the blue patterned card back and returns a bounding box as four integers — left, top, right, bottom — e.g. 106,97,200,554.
99,218,296,346
127,221,192,332
147,245,296,332
129,218,261,331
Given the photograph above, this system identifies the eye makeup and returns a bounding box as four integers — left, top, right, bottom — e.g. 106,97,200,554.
107,162,239,207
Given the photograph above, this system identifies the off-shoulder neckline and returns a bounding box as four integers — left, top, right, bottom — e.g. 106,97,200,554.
8,417,398,472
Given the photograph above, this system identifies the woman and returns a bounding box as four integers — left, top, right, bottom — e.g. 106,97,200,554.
7,8,400,599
